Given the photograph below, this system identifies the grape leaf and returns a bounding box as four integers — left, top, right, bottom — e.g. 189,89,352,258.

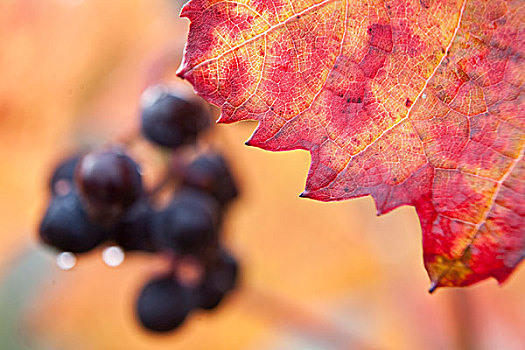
178,0,524,291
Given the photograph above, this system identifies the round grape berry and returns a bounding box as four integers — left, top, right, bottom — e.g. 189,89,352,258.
136,275,194,332
114,199,156,252
197,249,239,310
181,152,239,207
153,189,220,256
39,191,109,253
75,148,143,222
140,87,210,149
49,153,82,196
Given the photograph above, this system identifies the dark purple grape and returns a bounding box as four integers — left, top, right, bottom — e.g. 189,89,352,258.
140,87,210,149
114,199,156,252
181,152,238,206
49,154,82,196
39,191,109,253
198,249,239,310
75,148,143,223
136,275,194,332
153,189,220,256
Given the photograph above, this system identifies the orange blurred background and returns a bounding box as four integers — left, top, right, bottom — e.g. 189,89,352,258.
1,1,525,349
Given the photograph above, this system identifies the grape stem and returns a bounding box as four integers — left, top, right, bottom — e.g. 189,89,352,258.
147,168,174,199
116,126,141,148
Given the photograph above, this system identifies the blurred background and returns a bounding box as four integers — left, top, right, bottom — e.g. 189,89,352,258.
1,0,525,349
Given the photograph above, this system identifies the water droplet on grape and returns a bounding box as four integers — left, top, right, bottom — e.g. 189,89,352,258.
54,179,72,196
102,246,125,267
57,252,77,270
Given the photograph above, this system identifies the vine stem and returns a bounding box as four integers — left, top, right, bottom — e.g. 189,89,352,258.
146,145,189,199
238,285,379,350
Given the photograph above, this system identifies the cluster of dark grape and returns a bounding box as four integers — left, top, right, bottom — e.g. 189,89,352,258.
39,85,240,332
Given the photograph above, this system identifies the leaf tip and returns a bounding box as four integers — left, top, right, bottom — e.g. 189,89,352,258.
176,64,187,79
178,0,192,18
217,114,228,124
428,280,439,294
244,138,259,147
299,191,311,198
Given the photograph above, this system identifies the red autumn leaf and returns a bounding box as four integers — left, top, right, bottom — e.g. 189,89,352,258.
178,0,524,291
